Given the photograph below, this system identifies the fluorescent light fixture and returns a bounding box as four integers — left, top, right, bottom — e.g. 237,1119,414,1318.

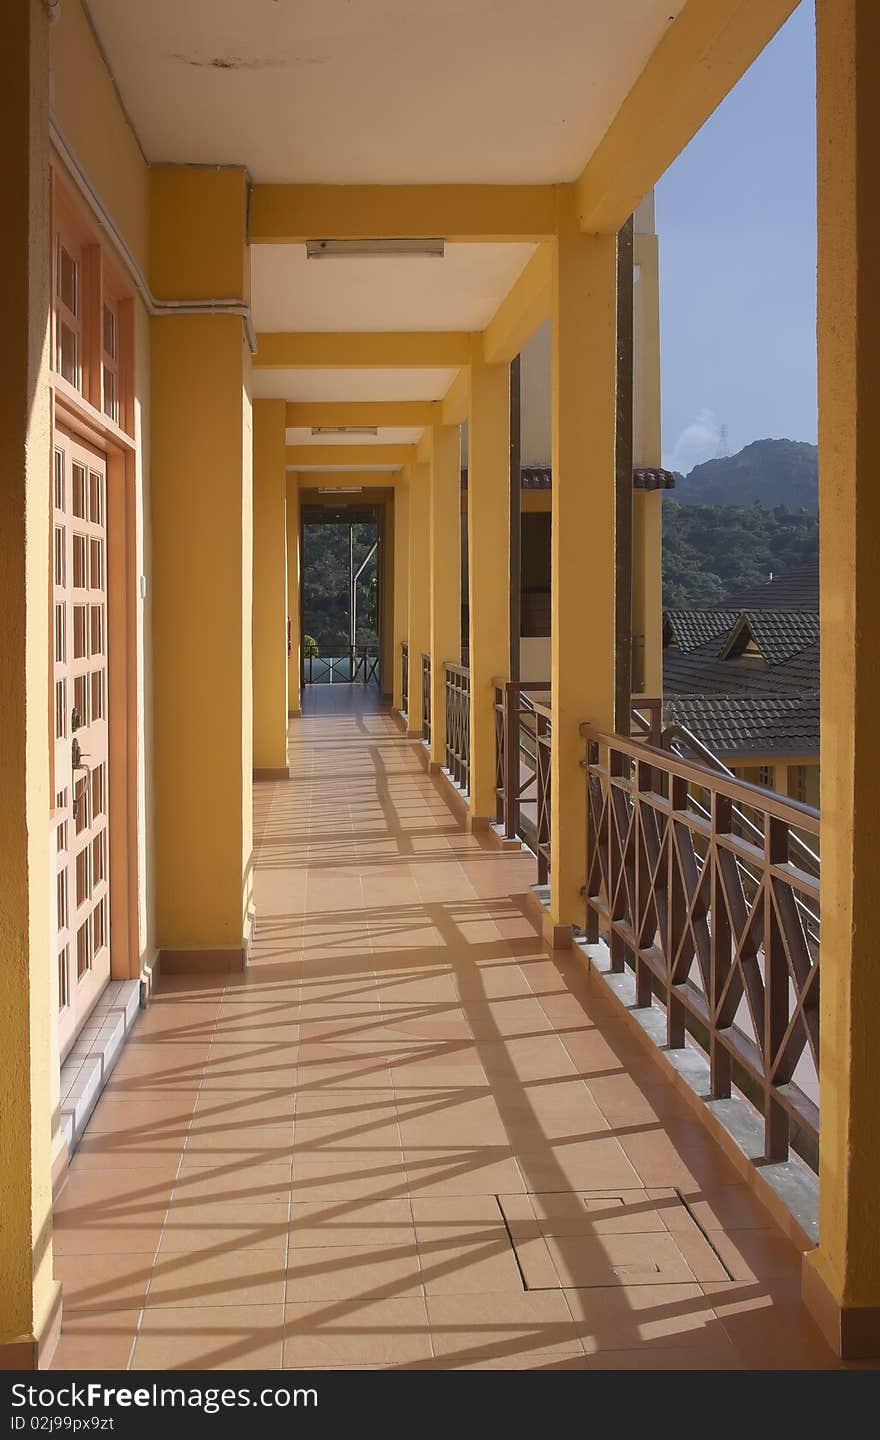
318,486,364,494
311,426,378,436
306,238,445,259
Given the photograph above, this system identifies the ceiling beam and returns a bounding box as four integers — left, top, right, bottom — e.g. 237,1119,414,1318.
286,444,417,467
295,470,401,488
482,243,552,365
441,367,470,426
575,0,799,233
250,184,557,244
256,332,472,368
285,400,440,428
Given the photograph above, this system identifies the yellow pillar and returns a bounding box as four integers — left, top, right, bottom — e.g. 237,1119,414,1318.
380,499,394,700
633,215,663,697
467,351,510,815
550,191,618,933
429,426,462,766
253,400,288,775
0,0,61,1369
393,480,409,710
407,463,430,736
150,167,254,968
287,477,301,714
802,0,880,1360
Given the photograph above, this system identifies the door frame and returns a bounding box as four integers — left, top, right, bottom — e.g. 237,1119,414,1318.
52,389,140,1001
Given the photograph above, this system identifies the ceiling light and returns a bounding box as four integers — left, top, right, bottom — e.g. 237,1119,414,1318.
311,426,378,436
318,486,364,494
306,238,445,260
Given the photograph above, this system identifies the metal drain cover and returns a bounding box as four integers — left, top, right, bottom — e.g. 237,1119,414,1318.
498,1189,731,1289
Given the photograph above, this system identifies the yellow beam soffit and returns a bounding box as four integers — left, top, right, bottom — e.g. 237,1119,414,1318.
250,184,558,244
482,243,552,365
441,367,470,426
255,333,472,368
575,0,801,233
286,444,417,467
285,401,441,428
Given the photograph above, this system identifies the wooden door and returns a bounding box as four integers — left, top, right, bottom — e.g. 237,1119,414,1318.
52,431,111,1058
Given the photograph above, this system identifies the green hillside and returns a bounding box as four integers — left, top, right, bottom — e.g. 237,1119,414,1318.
662,500,818,608
671,438,818,512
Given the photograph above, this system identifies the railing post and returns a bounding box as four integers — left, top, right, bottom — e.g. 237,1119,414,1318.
504,682,519,839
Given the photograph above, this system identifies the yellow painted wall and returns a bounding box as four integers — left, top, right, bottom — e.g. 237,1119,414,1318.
253,401,288,770
50,0,149,271
0,0,59,1359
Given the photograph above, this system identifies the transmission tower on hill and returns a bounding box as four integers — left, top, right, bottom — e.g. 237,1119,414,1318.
717,424,729,458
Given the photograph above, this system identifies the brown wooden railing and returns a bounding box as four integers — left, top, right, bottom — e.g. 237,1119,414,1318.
401,642,409,716
443,662,470,794
421,653,431,744
492,679,552,880
303,647,379,685
581,723,820,1168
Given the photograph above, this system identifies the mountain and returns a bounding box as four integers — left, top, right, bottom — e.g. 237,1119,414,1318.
669,439,818,512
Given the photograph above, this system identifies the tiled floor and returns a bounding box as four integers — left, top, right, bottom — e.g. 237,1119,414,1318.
51,686,845,1370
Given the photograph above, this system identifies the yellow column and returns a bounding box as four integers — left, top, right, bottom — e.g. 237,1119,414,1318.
287,477,301,713
392,480,409,710
253,400,288,775
550,190,617,933
407,463,430,736
802,0,880,1360
633,215,663,697
0,0,60,1369
468,351,510,816
380,500,394,700
150,167,254,968
429,426,462,766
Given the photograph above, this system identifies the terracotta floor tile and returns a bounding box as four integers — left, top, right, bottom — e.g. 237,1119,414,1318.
50,1309,140,1370
282,1298,432,1368
564,1283,725,1353
426,1291,584,1362
131,1305,284,1370
158,1200,290,1254
285,1243,422,1300
288,1197,415,1247
52,698,844,1372
54,1251,155,1313
145,1248,286,1308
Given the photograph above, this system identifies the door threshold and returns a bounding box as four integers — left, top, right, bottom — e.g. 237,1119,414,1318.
59,979,141,1155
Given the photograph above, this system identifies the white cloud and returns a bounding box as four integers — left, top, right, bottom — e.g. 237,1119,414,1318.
666,408,722,474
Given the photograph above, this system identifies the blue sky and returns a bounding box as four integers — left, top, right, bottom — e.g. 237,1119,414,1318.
655,1,817,474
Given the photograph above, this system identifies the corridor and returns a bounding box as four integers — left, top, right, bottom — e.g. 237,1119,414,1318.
50,694,840,1371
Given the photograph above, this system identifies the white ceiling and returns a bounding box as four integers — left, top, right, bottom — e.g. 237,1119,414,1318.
286,428,423,446
252,368,459,402
85,0,686,183
251,243,536,332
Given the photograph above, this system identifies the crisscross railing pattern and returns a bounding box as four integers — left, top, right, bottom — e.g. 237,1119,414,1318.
401,642,408,716
421,653,431,744
303,647,379,685
582,724,820,1168
444,662,470,795
492,679,552,882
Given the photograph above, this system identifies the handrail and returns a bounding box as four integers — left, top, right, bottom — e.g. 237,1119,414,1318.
582,721,820,1170
661,719,820,877
493,677,552,880
443,661,471,794
579,720,820,835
